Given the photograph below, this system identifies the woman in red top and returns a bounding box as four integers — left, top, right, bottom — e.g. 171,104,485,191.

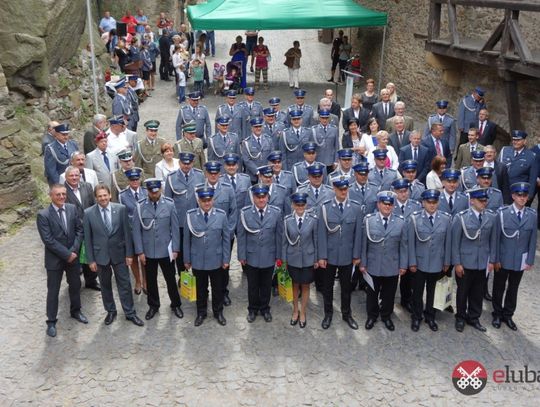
253,37,270,90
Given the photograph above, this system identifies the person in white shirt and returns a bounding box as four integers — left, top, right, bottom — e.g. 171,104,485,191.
155,143,180,181
367,131,399,170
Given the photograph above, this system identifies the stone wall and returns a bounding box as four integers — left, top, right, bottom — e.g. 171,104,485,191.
352,0,540,141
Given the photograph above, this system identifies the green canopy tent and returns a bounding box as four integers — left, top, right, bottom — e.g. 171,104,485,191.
187,0,388,89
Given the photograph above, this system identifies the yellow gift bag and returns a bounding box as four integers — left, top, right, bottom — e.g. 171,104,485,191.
277,262,293,303
179,271,197,302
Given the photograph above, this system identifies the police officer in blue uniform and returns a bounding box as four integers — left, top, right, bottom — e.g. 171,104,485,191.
348,162,378,215
184,186,231,327
461,150,494,190
457,87,486,145
111,79,131,124
132,178,184,320
262,108,286,149
280,110,313,171
318,177,363,330
287,89,315,127
361,191,408,331
238,87,264,140
267,151,295,197
329,149,356,185
254,165,290,217
439,169,469,216
175,91,212,147
237,184,283,323
269,97,288,126
241,117,274,183
126,75,140,131
215,90,246,138
311,109,339,174
492,182,537,331
423,100,457,154
400,160,426,201
283,192,319,328
451,188,497,332
499,130,537,191
292,142,327,186
44,123,80,185
475,167,503,211
208,116,241,166
368,149,399,191
407,189,452,332
163,152,205,275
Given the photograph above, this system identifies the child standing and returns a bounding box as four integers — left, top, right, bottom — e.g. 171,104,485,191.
191,59,205,96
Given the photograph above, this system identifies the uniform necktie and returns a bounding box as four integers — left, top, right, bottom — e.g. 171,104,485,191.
339,202,344,213
323,126,327,133
153,201,158,211
63,144,69,155
517,210,522,222
230,107,234,116
439,116,443,123
102,151,110,171
230,175,236,190
413,147,418,161
102,207,112,234
57,207,67,232
478,213,483,224
194,107,198,116
185,173,189,183
275,174,280,184
429,215,434,226
249,103,252,111
204,212,208,223
298,217,303,229
401,205,405,214
259,208,264,221
314,188,319,200
134,191,139,201
448,195,454,210
435,140,442,156
269,125,273,133
383,217,388,229
361,186,365,195
296,130,300,138
380,170,384,179
514,150,519,158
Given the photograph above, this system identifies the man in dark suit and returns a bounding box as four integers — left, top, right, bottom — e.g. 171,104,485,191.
370,88,395,130
388,116,411,153
325,89,342,121
64,166,100,291
422,123,451,168
36,184,87,338
83,185,144,327
341,94,370,132
399,131,430,184
476,109,497,147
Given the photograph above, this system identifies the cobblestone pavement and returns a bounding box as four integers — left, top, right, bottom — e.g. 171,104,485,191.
1,29,539,406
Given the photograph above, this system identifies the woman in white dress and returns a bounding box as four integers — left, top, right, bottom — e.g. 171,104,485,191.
425,155,446,191
155,143,180,181
358,117,380,157
367,130,399,170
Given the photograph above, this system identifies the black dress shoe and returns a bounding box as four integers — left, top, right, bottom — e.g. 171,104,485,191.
71,311,89,324
426,319,438,332
411,319,420,332
505,317,518,331
290,313,299,326
215,312,227,326
321,315,332,330
343,315,359,330
484,292,492,301
455,319,465,332
272,286,279,297
85,283,101,291
401,302,413,313
383,319,395,331
247,311,257,323
467,320,487,332
104,311,117,325
299,317,306,329
223,293,232,306
126,315,144,327
263,311,272,322
492,316,502,329
365,318,376,330
172,306,184,319
194,314,206,327
145,307,158,320
46,323,57,338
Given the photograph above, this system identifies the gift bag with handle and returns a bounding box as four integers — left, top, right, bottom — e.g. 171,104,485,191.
433,276,453,311
276,262,293,303
179,271,197,302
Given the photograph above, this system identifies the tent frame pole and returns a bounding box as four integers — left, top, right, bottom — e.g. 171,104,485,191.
377,25,387,94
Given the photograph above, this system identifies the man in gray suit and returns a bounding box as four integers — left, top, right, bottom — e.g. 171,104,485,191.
361,191,408,331
86,132,117,188
318,177,363,330
184,186,231,327
83,184,144,327
132,178,184,321
36,184,87,337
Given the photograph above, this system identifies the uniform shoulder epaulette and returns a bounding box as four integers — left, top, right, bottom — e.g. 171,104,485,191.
491,187,502,193
306,209,318,218
268,204,281,212
485,209,495,214
456,191,467,198
238,173,250,180
413,180,425,187
187,208,198,214
439,211,451,217
199,104,207,109
163,196,174,203
387,168,397,174
446,113,454,119
412,210,422,216
395,214,405,220
321,199,332,206
218,103,227,109
284,213,294,220
349,199,361,207
365,212,376,218
137,197,146,203
322,184,333,190
181,105,190,110
525,207,537,214
410,199,421,205
457,209,468,216
241,205,252,212
192,168,203,174
220,181,232,188
296,184,308,192
281,170,293,175
214,208,226,214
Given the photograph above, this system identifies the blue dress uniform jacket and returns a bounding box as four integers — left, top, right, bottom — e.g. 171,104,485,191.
409,180,426,201
262,122,286,149
484,187,503,211
241,134,274,182
119,188,148,223
451,209,497,269
423,113,457,153
273,170,295,196
183,208,231,270
175,104,212,141
279,127,313,171
249,183,290,217
112,94,130,118
317,199,363,266
495,206,537,271
348,182,378,215
209,181,238,237
220,173,252,214
439,192,469,216
275,110,288,127
407,210,452,272
311,124,340,166
292,161,327,186
499,146,537,188
207,132,241,165
393,199,422,218
215,103,246,139
127,88,140,130
361,213,408,276
457,94,485,132
237,205,283,268
328,169,355,185
282,211,318,268
296,183,334,210
239,100,264,140
132,196,180,258
287,104,315,127
163,169,205,227
44,140,80,184
367,168,399,192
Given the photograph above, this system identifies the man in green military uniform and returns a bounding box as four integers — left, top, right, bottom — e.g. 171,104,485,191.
133,120,166,177
174,121,206,171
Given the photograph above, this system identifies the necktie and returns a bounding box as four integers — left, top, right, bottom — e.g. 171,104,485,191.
296,130,300,138
383,217,388,229
401,205,405,214
384,103,388,116
63,144,68,156
517,210,522,222
471,145,475,153
439,116,443,123
230,176,236,190
380,170,384,179
413,147,418,161
435,140,442,156
230,107,234,116
223,135,227,144
429,215,434,226
398,133,403,145
134,191,139,201
323,126,327,133
479,121,484,137
361,186,365,195
57,207,67,232
448,195,454,210
102,151,110,171
256,137,261,146
102,207,112,234
249,104,252,111
259,209,264,221
204,212,208,223
194,107,198,116
314,188,319,200
185,173,189,183
298,217,303,229
339,202,344,213
153,201,158,211
269,125,273,133
478,213,483,224
514,150,519,158
80,170,86,182
275,174,280,184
